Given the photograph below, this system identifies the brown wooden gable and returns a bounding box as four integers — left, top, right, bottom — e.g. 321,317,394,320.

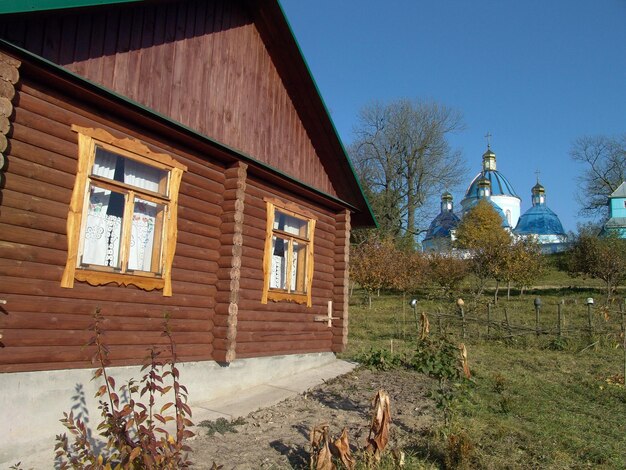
0,0,347,201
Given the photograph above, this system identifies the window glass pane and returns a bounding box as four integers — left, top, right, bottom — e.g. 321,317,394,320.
270,236,288,289
93,147,168,195
128,198,164,273
273,210,308,238
81,185,124,269
292,241,307,293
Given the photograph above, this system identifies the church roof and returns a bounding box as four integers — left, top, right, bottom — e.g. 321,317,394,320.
514,205,566,236
609,181,626,198
465,170,519,199
423,211,460,241
604,217,626,228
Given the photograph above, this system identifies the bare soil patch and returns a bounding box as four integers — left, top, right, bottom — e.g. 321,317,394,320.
190,368,437,469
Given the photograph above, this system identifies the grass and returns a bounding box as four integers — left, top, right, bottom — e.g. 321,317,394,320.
341,288,626,469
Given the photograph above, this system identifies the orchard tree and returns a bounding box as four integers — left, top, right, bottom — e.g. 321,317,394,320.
503,237,545,299
349,99,466,241
425,252,469,299
567,233,626,303
570,134,626,220
350,233,397,308
455,199,510,298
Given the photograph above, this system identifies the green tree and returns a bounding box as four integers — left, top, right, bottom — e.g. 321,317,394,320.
455,200,510,298
567,233,626,303
349,99,466,241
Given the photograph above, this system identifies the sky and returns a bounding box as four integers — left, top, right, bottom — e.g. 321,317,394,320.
279,0,626,233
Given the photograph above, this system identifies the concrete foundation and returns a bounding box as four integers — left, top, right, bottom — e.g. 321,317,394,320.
1,352,338,467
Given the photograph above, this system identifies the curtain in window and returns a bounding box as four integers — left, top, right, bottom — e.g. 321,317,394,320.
270,212,306,290
82,150,162,272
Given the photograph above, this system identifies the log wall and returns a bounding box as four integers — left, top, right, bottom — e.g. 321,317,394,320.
0,69,224,372
219,177,341,359
0,0,338,198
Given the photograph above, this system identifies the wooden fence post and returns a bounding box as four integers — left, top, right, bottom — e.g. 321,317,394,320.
557,301,563,338
457,298,466,339
504,307,512,337
487,302,492,337
534,297,542,337
619,299,626,387
586,298,594,340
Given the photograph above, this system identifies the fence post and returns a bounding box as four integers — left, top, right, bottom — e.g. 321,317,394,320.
586,298,594,340
457,298,466,339
557,301,563,338
619,299,626,387
504,307,512,337
487,302,492,337
534,297,542,337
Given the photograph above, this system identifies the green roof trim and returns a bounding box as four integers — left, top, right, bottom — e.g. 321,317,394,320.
0,0,141,14
0,38,363,214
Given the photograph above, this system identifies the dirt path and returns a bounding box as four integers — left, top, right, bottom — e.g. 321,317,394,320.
189,368,437,469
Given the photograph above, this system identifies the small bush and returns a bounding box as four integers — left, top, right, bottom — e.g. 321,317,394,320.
199,417,246,436
54,309,194,469
409,338,462,382
357,347,403,370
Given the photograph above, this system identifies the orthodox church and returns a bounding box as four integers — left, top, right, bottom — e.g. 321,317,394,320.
422,143,568,253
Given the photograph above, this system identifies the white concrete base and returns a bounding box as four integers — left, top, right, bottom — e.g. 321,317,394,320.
0,352,339,468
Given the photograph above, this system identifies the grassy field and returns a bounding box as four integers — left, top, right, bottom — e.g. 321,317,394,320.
340,288,626,469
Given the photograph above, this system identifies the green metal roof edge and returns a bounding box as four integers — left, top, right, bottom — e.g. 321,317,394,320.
0,38,360,213
0,0,141,14
276,0,378,228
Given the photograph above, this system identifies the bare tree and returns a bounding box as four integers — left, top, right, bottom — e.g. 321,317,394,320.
570,134,626,220
349,99,466,243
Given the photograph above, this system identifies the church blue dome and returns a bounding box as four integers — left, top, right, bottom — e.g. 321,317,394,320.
465,170,519,199
424,211,460,241
514,204,565,236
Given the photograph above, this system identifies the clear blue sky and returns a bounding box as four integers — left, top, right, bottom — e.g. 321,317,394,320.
280,0,626,233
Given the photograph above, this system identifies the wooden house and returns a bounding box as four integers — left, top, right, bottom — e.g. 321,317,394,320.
0,0,374,462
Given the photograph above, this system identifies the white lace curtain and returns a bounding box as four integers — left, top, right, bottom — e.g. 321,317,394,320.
270,212,307,290
82,150,162,272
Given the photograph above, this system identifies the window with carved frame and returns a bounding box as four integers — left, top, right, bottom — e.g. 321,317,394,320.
61,126,187,296
261,198,316,306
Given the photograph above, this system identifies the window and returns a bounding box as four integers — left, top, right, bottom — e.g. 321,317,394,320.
61,126,186,296
261,198,316,306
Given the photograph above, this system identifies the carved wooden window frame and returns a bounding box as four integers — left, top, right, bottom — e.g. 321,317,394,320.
261,198,316,307
61,125,187,296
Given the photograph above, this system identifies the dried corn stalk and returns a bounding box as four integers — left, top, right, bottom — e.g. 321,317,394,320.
419,311,430,340
365,389,391,461
459,343,471,379
330,428,354,469
310,424,335,470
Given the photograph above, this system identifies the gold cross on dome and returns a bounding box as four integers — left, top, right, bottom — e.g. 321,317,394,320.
484,132,492,149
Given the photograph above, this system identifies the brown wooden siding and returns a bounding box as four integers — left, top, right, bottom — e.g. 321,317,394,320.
223,178,337,359
0,73,224,373
0,0,338,198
